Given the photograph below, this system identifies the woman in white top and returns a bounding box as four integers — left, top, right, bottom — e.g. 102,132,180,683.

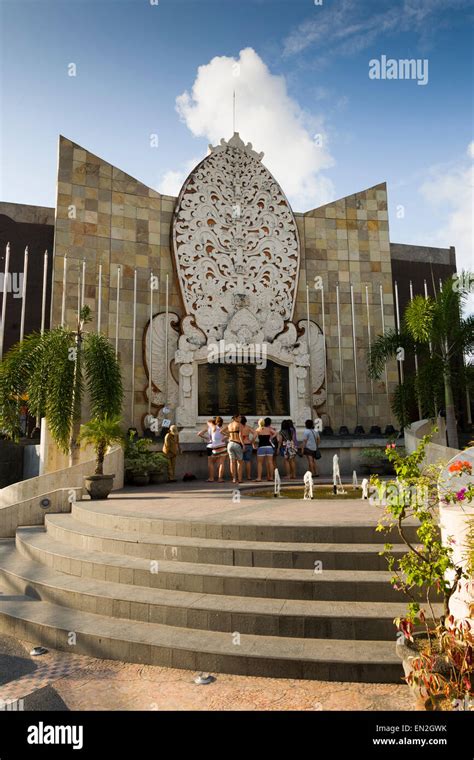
197,417,216,482
208,416,228,482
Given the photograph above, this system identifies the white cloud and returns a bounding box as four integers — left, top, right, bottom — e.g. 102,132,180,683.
158,157,200,197
420,143,474,313
420,143,473,271
165,48,334,211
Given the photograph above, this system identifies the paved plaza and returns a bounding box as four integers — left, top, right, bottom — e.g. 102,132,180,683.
0,633,414,712
0,481,421,710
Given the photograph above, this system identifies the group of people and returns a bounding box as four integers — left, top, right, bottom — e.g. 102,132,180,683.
198,416,321,484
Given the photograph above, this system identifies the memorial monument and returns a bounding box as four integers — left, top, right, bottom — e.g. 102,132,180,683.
0,132,458,465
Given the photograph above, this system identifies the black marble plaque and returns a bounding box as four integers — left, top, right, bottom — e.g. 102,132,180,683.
198,361,290,417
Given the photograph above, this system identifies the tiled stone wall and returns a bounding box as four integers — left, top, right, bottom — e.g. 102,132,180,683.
52,137,184,429
52,138,397,433
294,183,398,431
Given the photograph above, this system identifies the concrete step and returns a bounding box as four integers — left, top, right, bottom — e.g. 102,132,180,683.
0,541,426,640
45,514,403,571
0,591,403,682
71,501,421,544
16,527,411,602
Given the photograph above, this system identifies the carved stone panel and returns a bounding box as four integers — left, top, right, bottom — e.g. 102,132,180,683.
172,133,300,341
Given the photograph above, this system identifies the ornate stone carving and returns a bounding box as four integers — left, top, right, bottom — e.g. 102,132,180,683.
143,312,180,410
222,308,264,346
297,319,327,409
146,132,328,435
172,132,300,340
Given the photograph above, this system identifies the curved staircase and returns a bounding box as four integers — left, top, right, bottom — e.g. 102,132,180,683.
0,498,432,682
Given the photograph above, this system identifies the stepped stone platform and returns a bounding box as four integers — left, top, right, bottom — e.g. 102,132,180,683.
0,482,435,683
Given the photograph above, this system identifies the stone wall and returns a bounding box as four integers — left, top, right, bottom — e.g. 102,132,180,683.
295,183,398,431
51,136,184,431
404,418,460,465
52,139,398,435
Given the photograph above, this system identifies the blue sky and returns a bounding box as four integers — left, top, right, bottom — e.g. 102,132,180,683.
0,0,473,270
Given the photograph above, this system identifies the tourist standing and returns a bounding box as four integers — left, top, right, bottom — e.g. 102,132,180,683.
278,419,298,480
163,424,181,482
240,415,256,480
227,413,245,484
208,416,228,482
254,418,277,481
197,417,216,482
300,419,321,477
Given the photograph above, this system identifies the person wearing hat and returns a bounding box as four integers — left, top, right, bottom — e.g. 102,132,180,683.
163,424,181,482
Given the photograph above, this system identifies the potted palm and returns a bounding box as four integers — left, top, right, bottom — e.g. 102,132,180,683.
0,305,123,465
78,414,124,499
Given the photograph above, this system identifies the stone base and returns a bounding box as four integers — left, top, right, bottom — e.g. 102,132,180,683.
152,436,394,480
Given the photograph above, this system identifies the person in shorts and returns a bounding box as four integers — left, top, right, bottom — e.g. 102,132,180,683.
227,413,245,484
197,417,216,482
254,418,277,481
300,419,321,477
208,416,228,482
278,419,298,480
240,415,256,481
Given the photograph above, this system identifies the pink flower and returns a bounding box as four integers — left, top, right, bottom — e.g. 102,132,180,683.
456,488,467,501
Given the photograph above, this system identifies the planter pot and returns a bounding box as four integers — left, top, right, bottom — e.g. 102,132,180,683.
84,474,115,500
133,472,150,486
149,471,165,484
360,463,385,475
396,635,452,710
368,464,385,475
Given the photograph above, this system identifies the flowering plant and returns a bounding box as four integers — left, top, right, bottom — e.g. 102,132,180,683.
448,460,472,475
373,432,474,709
405,617,473,710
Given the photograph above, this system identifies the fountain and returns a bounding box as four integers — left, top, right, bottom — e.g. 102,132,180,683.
352,470,358,489
303,471,314,500
332,454,346,495
274,468,281,498
361,478,369,499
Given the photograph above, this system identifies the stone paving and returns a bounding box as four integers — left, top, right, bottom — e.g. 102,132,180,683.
0,634,415,711
0,482,418,710
99,480,415,527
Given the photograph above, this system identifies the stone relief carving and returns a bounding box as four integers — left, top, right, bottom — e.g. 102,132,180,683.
297,319,327,409
143,133,326,431
143,312,180,410
172,132,300,341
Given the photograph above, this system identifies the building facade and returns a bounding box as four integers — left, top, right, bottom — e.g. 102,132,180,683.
0,134,457,444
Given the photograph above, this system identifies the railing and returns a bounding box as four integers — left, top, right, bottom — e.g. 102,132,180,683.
0,445,123,538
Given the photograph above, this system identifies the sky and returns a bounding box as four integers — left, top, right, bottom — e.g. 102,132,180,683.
0,0,473,279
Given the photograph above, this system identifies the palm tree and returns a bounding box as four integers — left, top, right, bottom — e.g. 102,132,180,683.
77,414,124,475
369,275,474,449
0,306,123,463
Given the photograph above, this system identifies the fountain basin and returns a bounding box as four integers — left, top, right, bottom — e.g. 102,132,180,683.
246,486,362,500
